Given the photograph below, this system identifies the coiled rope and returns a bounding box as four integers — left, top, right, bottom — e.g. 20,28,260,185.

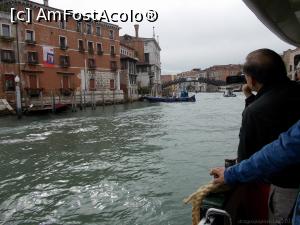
183,181,229,225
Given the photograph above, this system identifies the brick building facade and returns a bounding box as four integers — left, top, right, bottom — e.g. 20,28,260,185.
0,0,123,106
204,64,243,81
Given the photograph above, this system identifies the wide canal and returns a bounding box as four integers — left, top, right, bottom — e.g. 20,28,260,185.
0,93,244,225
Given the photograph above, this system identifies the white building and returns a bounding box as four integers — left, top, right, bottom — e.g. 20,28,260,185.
142,38,161,96
282,48,300,80
121,25,162,96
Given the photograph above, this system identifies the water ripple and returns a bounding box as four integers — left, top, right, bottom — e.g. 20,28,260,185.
0,93,244,225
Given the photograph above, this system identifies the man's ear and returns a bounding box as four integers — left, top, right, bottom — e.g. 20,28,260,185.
251,77,256,86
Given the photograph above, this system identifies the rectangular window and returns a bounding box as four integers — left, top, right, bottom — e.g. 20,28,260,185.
96,26,101,36
1,50,15,63
86,23,92,35
89,79,95,90
59,55,70,67
88,41,94,54
4,75,15,91
28,52,38,64
59,20,66,29
129,62,135,74
62,76,69,89
110,45,115,56
25,30,34,41
97,43,103,55
77,22,82,33
59,36,67,50
141,66,147,73
144,53,150,63
111,61,117,71
88,58,96,68
121,61,127,70
1,24,10,37
78,40,84,52
109,30,114,40
110,79,115,90
29,75,38,89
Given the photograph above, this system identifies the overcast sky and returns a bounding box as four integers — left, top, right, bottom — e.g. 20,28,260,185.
34,0,294,74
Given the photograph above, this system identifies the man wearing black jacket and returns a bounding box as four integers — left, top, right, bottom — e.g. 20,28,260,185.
229,49,300,225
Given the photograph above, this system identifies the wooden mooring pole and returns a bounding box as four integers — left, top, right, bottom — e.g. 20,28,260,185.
91,91,96,110
71,92,77,112
79,90,83,110
51,91,56,113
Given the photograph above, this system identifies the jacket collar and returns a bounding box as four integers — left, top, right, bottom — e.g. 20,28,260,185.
255,80,291,100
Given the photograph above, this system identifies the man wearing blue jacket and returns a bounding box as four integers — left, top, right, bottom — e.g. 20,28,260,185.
210,120,300,225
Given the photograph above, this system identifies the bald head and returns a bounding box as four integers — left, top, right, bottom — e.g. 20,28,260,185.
243,49,289,86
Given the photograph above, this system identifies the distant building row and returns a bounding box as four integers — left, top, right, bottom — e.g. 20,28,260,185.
162,47,300,93
176,65,243,81
163,65,243,92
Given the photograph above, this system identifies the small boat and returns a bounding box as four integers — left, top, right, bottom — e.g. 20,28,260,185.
141,95,196,103
223,89,236,97
141,90,196,103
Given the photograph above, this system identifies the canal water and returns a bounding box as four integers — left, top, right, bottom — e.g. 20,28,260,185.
0,93,245,225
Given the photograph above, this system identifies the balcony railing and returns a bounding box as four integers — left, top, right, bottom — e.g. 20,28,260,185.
88,64,96,69
0,35,15,42
28,59,39,65
60,45,68,50
25,39,36,45
88,48,94,55
1,57,15,63
79,47,85,53
149,71,155,77
60,61,70,68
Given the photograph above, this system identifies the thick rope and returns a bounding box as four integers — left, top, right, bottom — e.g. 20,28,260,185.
184,181,229,225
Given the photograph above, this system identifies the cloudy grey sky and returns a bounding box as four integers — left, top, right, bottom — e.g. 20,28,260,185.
35,0,294,74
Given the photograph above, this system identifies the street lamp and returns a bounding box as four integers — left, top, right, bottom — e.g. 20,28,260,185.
15,75,22,119
14,75,20,83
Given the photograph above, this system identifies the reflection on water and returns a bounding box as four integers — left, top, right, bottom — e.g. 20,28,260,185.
0,93,244,225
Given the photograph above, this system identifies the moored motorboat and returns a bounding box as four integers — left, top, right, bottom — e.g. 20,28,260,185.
223,93,236,97
223,89,236,97
141,95,196,103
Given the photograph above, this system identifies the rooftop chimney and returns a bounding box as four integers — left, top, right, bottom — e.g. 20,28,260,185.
44,0,49,6
134,24,139,38
153,26,156,39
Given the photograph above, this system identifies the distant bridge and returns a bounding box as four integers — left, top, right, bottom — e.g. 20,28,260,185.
161,75,245,89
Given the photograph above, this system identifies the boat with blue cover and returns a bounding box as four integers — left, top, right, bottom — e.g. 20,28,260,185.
141,95,196,103
141,91,196,103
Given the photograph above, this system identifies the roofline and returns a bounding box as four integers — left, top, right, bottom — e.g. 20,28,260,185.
121,35,161,51
142,37,161,51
